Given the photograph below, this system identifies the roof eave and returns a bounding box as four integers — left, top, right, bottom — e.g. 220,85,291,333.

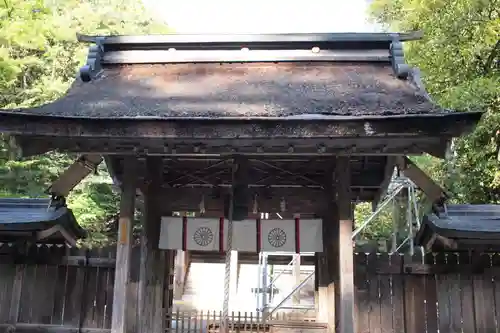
77,31,423,46
0,110,483,137
0,198,85,245
0,111,484,158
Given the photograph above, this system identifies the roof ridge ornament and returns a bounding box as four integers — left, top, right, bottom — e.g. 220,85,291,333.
389,40,411,79
79,37,105,82
388,34,435,103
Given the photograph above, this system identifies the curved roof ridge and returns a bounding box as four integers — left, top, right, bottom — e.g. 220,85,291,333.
76,31,424,45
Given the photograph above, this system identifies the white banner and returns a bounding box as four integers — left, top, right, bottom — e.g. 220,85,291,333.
260,219,296,252
186,218,221,251
159,217,323,252
299,219,323,252
159,217,183,250
226,220,257,252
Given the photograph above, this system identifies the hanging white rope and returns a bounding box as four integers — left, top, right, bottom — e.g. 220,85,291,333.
222,163,236,333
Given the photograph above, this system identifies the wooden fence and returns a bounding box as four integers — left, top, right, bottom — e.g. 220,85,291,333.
165,311,326,333
0,246,117,333
1,247,500,333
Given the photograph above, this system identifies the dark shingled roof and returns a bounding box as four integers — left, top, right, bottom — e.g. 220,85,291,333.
1,32,456,119
0,198,86,245
9,62,444,118
415,204,500,251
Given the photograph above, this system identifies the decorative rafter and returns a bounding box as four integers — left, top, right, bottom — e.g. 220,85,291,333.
79,37,105,82
389,40,411,79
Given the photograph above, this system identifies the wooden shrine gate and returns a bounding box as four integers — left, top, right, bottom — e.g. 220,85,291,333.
0,247,499,333
0,32,484,333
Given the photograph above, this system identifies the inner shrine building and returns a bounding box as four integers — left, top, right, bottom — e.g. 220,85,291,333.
0,32,483,333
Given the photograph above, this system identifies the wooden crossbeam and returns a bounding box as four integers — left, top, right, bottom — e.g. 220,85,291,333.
47,154,103,197
373,156,397,208
395,156,448,205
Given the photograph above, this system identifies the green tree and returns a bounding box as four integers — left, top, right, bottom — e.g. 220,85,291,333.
354,202,393,240
369,0,500,204
0,0,169,246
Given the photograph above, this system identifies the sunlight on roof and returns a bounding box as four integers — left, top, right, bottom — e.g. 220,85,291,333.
143,0,382,33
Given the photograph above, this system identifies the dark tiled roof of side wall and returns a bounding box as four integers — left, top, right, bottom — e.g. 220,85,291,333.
6,62,445,118
417,205,500,241
0,198,85,239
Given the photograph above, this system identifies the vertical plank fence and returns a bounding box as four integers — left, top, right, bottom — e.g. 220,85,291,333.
1,247,500,333
0,246,117,333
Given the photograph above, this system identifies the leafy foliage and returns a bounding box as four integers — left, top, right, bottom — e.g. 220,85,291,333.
1,0,498,246
356,0,499,240
369,0,500,206
354,202,393,240
0,0,169,246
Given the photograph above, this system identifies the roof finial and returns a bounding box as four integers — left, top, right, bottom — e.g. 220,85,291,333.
389,40,411,79
79,37,105,82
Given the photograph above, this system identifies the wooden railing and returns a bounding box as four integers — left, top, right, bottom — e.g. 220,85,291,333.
166,311,326,333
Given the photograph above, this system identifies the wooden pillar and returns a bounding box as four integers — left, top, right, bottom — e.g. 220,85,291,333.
164,250,176,316
316,163,337,331
9,264,24,326
314,255,319,315
292,254,301,305
111,157,137,333
315,252,332,326
237,260,241,292
174,250,191,300
316,161,338,332
138,156,166,333
333,157,355,333
322,207,338,331
174,250,184,300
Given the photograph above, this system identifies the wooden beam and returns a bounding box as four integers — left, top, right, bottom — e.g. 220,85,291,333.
164,250,176,316
173,250,183,300
424,138,450,159
292,254,301,305
334,156,355,333
111,156,137,333
47,154,103,197
184,251,192,296
0,254,115,267
314,254,320,318
174,250,191,300
138,156,167,333
1,111,478,140
318,162,336,332
155,187,333,214
236,260,241,293
9,264,24,325
316,251,333,329
143,156,163,250
227,156,251,220
373,156,396,208
395,156,447,205
158,166,384,188
0,324,109,333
